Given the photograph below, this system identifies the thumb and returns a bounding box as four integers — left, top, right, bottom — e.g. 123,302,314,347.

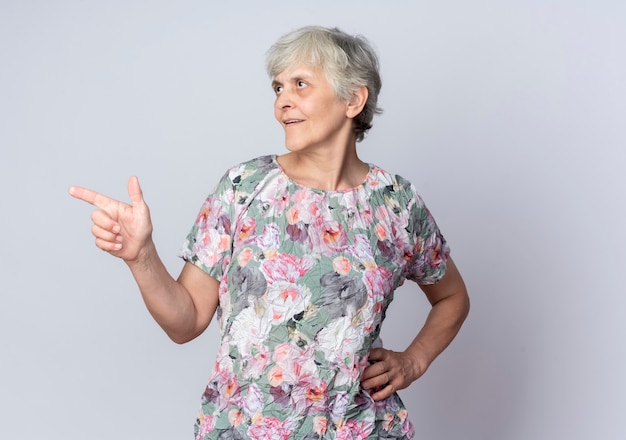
127,176,145,207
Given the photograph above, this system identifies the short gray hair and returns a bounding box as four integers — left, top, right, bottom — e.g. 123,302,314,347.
266,26,382,142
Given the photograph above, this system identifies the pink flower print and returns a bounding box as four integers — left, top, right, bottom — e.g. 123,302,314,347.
305,380,327,402
381,413,394,431
196,228,230,267
373,206,395,242
314,416,328,435
364,266,393,302
197,194,232,236
397,409,414,435
273,192,290,214
264,281,308,325
286,206,300,224
290,189,321,217
236,247,254,267
369,168,381,186
263,176,290,215
268,364,284,387
240,343,271,380
228,409,243,427
333,256,352,275
253,223,280,252
290,188,309,204
401,246,414,263
374,222,388,241
329,391,349,425
307,202,320,220
269,342,319,389
286,376,328,415
360,205,373,224
222,186,236,204
236,217,256,245
223,373,239,401
272,342,293,364
347,234,375,268
336,419,374,439
195,413,215,439
374,205,390,223
261,253,315,284
195,203,212,225
242,383,264,415
426,232,447,266
282,286,299,302
388,223,411,263
248,416,293,440
322,221,347,250
309,218,348,255
214,344,234,374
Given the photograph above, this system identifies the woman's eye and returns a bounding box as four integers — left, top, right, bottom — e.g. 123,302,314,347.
274,86,283,94
297,80,306,88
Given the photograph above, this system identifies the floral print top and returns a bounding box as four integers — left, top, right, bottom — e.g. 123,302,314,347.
179,155,449,439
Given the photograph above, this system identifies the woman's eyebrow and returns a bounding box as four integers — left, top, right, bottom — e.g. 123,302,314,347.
272,73,314,87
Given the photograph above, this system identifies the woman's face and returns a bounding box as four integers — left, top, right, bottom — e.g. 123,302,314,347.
272,64,353,154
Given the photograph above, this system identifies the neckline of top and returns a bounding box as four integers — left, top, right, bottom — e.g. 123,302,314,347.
271,154,375,195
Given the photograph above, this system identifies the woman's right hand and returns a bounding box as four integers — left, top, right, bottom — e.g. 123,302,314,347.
69,176,154,263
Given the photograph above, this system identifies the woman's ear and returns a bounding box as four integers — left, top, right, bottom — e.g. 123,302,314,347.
346,86,368,119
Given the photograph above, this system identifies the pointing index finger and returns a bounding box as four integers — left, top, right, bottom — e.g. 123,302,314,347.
68,185,118,209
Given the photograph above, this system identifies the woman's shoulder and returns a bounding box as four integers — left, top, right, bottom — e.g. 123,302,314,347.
226,155,278,178
368,164,420,198
221,155,280,189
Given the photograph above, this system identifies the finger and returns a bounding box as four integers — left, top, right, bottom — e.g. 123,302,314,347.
371,383,396,402
361,364,391,390
362,370,394,399
361,359,387,381
95,237,123,252
374,383,396,400
367,347,386,362
90,210,121,233
69,185,118,210
91,224,122,243
127,176,145,207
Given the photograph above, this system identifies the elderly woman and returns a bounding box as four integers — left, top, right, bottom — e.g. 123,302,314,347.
70,26,469,439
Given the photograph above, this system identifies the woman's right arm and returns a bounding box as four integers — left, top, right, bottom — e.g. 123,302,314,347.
69,176,218,343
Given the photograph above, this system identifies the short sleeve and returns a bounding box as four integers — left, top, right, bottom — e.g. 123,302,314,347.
404,187,451,285
178,172,236,281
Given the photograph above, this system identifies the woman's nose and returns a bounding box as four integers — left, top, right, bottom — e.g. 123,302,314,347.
275,89,293,109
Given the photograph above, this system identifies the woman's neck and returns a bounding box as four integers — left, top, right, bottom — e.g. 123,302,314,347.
277,149,369,191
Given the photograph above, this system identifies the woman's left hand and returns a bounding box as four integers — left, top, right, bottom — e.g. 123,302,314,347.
361,258,470,401
360,347,425,401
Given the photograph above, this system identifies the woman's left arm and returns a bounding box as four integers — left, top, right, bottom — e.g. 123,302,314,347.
361,257,470,401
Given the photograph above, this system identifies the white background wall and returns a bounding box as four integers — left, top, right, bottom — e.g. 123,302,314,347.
1,1,624,439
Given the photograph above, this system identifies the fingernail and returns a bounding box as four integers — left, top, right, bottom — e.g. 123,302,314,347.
114,243,122,250
112,225,121,233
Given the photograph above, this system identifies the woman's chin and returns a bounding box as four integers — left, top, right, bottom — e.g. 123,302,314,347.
283,141,306,153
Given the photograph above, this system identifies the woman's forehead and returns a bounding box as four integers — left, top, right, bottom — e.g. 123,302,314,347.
273,63,326,82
